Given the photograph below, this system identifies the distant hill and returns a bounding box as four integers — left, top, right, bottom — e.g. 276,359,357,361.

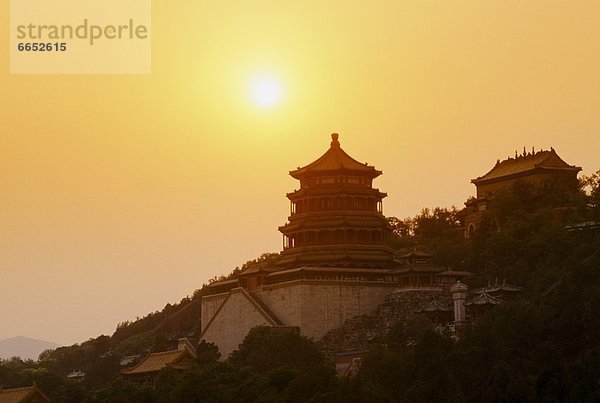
0,336,60,360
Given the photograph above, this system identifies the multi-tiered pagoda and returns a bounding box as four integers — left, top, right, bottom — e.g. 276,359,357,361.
278,133,395,269
200,133,471,358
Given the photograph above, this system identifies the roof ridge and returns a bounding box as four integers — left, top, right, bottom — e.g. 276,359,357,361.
290,133,381,179
472,147,580,183
121,349,187,373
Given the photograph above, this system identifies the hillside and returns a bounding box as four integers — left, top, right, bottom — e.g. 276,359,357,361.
0,170,598,401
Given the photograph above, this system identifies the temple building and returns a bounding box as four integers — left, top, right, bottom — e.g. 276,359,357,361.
465,147,581,237
278,132,395,269
121,339,197,384
392,249,472,288
200,134,471,358
416,298,452,326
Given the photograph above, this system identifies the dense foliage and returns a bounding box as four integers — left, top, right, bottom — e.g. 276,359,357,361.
356,231,600,402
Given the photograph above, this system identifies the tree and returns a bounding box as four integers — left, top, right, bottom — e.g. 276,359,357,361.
229,326,326,372
582,169,600,217
196,340,221,366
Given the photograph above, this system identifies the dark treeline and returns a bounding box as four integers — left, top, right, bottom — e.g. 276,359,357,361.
1,170,599,401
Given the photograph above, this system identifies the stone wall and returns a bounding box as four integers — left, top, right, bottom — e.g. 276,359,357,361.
200,289,272,358
200,293,228,333
258,280,396,340
200,281,449,360
318,289,449,359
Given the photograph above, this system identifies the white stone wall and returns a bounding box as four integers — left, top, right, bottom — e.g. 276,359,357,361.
201,293,228,333
201,290,271,358
258,281,394,340
201,281,396,358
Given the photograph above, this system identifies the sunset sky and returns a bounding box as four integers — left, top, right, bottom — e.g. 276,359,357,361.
1,1,599,346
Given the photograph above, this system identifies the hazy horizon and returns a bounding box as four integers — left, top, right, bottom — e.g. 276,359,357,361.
2,1,599,345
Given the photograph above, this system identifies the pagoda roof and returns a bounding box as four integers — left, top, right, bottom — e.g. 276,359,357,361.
287,186,387,198
290,133,382,179
417,298,451,312
279,216,389,232
472,148,581,184
399,248,433,259
121,348,196,375
393,264,446,274
465,292,501,306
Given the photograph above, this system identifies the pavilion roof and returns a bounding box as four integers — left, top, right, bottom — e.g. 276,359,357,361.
473,279,523,294
238,265,280,276
0,385,49,403
290,134,381,179
417,298,451,312
206,278,239,288
465,292,501,306
472,148,581,184
399,248,433,259
121,348,195,375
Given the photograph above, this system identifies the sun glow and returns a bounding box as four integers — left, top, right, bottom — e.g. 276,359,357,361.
249,76,282,108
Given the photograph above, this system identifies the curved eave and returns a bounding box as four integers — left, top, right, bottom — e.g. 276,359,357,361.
286,188,387,199
290,167,382,180
472,165,581,185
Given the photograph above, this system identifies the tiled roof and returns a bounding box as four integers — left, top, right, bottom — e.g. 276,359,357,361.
484,284,523,294
121,348,195,375
0,385,49,403
472,148,580,184
238,265,280,276
473,280,524,294
399,248,433,259
290,134,381,179
465,292,501,306
206,278,239,288
437,269,474,277
393,264,446,274
417,298,451,312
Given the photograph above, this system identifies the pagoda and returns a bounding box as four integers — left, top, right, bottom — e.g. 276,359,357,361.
277,133,396,269
199,133,472,358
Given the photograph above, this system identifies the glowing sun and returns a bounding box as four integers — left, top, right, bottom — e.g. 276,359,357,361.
249,76,282,108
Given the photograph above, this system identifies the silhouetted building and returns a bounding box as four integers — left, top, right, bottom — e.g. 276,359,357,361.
278,132,395,268
416,298,452,325
465,291,501,322
200,134,472,358
472,279,524,302
392,249,473,288
121,340,196,384
465,147,581,237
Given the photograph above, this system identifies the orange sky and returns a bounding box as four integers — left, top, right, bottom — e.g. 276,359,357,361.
1,1,599,345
